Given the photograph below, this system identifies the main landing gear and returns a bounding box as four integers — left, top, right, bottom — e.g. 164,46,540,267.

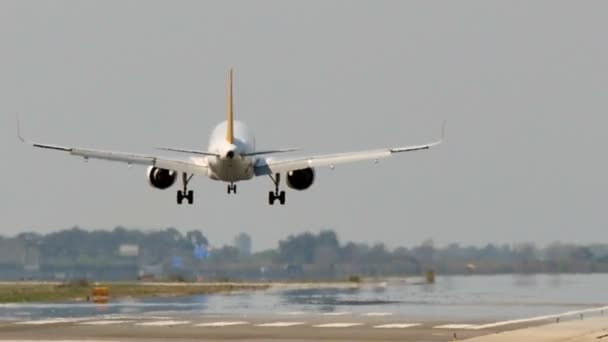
227,182,237,194
177,173,194,205
268,173,286,205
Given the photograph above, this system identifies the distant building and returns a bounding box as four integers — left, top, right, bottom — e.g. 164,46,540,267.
0,238,26,265
234,233,252,257
118,244,139,257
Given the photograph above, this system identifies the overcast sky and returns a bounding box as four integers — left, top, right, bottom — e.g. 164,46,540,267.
1,1,607,251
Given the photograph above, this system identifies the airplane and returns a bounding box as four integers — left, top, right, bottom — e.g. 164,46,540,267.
17,69,444,206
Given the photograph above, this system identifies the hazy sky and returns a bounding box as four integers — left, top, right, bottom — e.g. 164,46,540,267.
1,1,607,251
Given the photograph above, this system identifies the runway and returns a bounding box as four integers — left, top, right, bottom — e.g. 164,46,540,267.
0,275,606,341
0,307,606,341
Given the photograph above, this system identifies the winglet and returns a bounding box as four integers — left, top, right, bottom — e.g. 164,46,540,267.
429,120,447,147
16,113,26,143
389,120,446,153
226,68,234,144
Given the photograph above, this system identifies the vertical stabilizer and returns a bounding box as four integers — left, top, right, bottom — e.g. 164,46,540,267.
226,69,234,143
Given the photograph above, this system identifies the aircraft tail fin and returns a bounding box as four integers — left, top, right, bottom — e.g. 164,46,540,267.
226,68,234,144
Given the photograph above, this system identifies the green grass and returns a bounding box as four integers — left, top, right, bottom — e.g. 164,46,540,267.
0,282,270,303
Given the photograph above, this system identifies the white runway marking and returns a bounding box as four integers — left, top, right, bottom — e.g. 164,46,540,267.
313,322,363,328
432,306,608,330
195,321,250,327
79,320,133,325
15,318,87,325
434,324,478,329
471,305,608,330
135,320,191,326
255,321,306,327
321,311,351,316
107,315,171,320
363,312,393,317
282,311,306,315
374,323,421,329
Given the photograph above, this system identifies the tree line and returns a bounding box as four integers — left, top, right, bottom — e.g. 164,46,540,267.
1,227,607,279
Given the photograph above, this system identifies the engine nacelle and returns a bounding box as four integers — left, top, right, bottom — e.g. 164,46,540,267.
146,166,177,190
286,167,315,191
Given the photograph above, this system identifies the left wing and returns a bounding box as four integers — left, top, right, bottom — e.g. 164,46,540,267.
255,123,444,176
17,117,208,176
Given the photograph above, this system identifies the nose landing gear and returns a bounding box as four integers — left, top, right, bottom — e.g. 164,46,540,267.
227,183,237,194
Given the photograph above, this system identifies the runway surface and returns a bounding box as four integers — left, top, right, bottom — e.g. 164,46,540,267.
0,309,606,341
0,274,606,341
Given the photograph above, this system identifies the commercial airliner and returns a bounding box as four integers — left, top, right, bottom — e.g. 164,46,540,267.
18,70,444,205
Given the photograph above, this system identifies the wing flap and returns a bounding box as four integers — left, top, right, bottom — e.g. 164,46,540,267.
255,149,391,175
71,148,154,165
256,122,444,176
46,146,209,176
18,124,207,177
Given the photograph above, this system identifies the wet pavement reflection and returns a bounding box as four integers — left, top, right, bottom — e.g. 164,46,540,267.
0,274,606,322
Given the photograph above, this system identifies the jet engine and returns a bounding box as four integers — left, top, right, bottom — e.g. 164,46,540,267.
286,167,315,191
147,166,177,190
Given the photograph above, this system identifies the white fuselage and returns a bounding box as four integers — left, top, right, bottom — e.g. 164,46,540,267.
204,120,257,182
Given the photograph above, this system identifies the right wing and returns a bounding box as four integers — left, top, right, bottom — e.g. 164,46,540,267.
17,117,208,176
255,123,444,176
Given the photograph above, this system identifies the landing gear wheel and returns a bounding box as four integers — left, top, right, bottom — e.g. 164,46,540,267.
227,183,237,194
268,174,287,206
186,190,194,204
177,173,194,205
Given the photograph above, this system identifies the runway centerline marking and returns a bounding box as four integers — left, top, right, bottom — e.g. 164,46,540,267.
374,323,421,329
195,321,250,327
255,321,306,327
434,324,478,329
363,312,393,317
282,311,306,315
79,320,133,325
135,320,191,326
313,322,363,328
321,312,351,316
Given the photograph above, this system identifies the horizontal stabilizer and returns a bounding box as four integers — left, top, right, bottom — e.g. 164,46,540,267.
155,147,220,157
242,148,300,157
156,147,299,157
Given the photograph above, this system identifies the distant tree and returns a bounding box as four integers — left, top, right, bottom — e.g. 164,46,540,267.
186,230,208,246
277,232,316,264
571,247,593,261
412,239,435,270
210,246,240,262
39,226,88,259
251,249,278,263
340,242,369,263
317,230,339,249
367,243,391,264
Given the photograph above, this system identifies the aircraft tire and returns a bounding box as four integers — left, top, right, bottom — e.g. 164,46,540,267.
187,190,194,204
